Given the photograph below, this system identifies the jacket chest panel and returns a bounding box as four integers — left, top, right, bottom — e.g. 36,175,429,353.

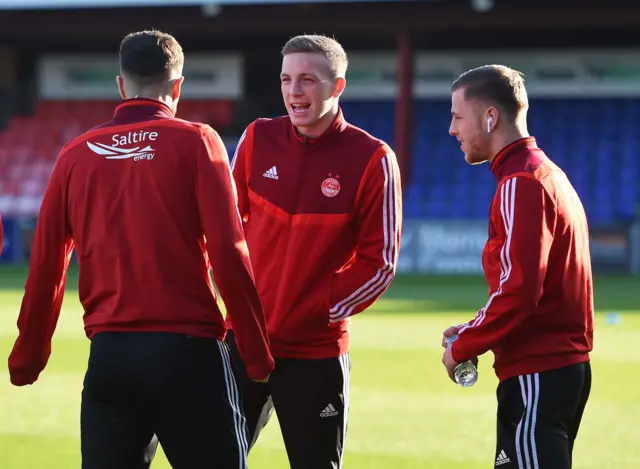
249,144,362,215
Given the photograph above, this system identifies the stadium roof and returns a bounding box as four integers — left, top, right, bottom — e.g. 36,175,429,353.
0,0,421,8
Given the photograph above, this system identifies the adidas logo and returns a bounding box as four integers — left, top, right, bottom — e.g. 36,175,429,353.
320,403,339,418
495,450,510,466
263,166,278,180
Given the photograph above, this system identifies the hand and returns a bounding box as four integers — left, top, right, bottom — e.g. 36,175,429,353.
441,324,462,348
251,374,270,384
442,346,459,383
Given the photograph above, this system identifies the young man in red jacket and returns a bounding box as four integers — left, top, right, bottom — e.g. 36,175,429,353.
8,30,273,469
444,65,594,469
226,34,402,468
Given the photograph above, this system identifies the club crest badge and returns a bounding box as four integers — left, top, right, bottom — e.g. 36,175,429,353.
321,173,340,198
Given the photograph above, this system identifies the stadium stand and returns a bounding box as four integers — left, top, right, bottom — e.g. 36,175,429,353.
0,97,638,229
0,99,235,216
342,98,640,227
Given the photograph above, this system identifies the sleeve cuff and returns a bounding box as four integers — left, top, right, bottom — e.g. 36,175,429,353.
245,357,275,381
450,341,471,364
8,365,40,386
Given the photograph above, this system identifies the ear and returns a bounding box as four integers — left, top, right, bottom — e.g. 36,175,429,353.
332,76,346,98
486,107,498,132
116,75,127,100
172,76,184,101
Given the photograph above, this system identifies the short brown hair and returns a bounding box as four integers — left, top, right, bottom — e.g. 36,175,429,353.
281,34,348,78
119,30,184,87
451,65,528,118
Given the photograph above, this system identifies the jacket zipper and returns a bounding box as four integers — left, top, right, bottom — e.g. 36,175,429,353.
270,136,308,331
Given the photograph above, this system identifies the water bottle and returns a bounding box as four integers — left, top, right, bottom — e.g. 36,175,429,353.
444,333,478,387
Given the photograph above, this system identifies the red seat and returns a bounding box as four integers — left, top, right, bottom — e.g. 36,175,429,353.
0,98,237,214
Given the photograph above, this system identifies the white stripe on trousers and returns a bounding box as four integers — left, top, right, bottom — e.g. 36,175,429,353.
338,354,351,469
329,153,400,322
217,341,249,469
515,373,540,469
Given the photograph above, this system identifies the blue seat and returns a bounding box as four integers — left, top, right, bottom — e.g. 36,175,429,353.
339,98,639,226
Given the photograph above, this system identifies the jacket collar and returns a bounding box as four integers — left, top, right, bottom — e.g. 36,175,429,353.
290,107,348,145
114,98,174,120
490,137,538,181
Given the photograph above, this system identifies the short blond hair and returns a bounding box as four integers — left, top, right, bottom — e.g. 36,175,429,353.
281,34,348,79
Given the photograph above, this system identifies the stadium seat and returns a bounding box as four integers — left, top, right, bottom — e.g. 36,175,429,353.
0,99,235,216
341,98,640,227
1,98,638,225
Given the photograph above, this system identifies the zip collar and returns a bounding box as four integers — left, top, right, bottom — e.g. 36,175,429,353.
114,98,175,120
290,107,348,145
490,137,538,181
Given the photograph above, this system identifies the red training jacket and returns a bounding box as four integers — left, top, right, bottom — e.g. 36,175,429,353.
451,137,594,381
229,109,402,359
8,98,274,385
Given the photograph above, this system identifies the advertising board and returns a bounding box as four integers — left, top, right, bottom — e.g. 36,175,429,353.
2,216,637,276
397,220,487,275
0,217,18,264
343,50,640,100
38,54,243,99
397,220,637,276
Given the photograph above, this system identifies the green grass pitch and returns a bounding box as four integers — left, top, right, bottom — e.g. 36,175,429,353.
0,265,638,468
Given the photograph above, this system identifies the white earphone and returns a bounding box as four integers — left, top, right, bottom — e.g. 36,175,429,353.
487,117,493,133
